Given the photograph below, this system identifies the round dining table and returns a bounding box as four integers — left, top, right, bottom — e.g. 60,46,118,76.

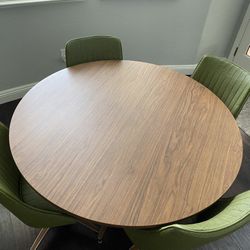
9,60,243,228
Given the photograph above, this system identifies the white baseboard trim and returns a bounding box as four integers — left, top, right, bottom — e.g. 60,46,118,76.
0,82,37,105
0,64,196,104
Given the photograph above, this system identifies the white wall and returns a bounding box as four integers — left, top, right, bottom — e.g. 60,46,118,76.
0,0,247,92
197,0,248,60
0,0,211,91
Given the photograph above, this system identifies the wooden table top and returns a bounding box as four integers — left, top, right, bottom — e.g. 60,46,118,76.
10,60,243,228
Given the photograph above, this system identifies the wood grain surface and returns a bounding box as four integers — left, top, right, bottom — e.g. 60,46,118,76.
9,60,243,228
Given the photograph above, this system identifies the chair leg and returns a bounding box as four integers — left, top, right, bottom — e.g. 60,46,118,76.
30,228,49,250
129,245,139,250
79,221,100,233
79,221,107,244
97,226,107,244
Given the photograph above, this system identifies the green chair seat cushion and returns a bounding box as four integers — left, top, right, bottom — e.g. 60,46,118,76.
20,177,61,212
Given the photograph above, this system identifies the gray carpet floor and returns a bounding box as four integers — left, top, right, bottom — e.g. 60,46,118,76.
237,97,250,135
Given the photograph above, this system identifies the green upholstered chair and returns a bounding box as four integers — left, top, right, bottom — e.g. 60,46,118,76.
65,36,123,67
192,55,250,118
0,121,107,247
0,121,76,228
125,190,250,250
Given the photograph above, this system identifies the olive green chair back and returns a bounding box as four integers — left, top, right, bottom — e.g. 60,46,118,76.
0,122,76,228
192,55,250,118
65,36,123,67
125,190,250,250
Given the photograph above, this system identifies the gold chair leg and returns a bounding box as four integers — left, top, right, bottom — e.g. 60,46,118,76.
129,245,139,250
30,228,49,250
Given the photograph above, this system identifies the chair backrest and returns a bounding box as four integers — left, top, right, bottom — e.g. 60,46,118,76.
0,122,21,201
65,36,123,67
192,55,250,118
125,190,250,250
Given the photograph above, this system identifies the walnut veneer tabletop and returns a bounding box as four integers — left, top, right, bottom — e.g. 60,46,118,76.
9,60,243,228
